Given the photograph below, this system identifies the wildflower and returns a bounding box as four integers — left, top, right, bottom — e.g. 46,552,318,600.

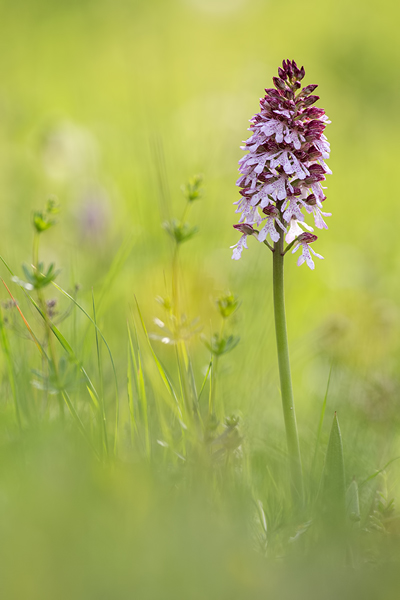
232,59,331,269
258,205,285,244
285,218,313,244
230,223,256,260
292,232,324,270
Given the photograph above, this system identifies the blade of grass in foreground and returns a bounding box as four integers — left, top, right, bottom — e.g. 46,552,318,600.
92,290,109,458
61,390,100,460
128,322,150,458
127,334,137,447
198,357,212,403
3,283,97,456
310,365,332,488
51,280,120,456
359,456,400,488
0,306,21,429
134,298,184,424
0,256,101,455
321,412,346,530
1,256,101,402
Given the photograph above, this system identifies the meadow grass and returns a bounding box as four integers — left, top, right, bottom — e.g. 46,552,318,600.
0,184,399,598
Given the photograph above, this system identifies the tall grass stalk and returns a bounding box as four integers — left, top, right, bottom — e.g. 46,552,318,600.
92,291,109,459
0,307,21,429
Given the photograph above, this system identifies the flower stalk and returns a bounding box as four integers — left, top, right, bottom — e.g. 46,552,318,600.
232,59,331,502
273,227,303,502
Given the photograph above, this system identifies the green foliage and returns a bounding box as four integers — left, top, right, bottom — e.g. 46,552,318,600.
202,332,240,356
216,291,241,319
321,413,346,529
32,198,60,234
181,174,203,203
12,262,60,291
163,218,199,244
346,479,360,524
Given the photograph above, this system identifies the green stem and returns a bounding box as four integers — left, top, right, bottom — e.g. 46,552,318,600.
209,318,225,418
33,234,64,419
273,231,304,503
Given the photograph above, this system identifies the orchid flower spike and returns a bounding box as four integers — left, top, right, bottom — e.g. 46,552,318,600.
232,59,331,269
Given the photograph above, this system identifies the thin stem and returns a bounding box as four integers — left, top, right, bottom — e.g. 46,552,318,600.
272,231,304,504
209,318,225,418
263,239,275,253
282,236,300,256
33,236,64,419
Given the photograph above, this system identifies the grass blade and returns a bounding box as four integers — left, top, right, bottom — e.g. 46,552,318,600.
92,290,109,458
198,357,212,402
128,321,150,457
310,364,332,484
0,307,21,429
134,297,183,423
321,412,346,529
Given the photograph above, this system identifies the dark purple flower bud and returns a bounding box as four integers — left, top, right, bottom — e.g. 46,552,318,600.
308,164,326,176
233,223,255,235
298,66,305,81
298,232,318,244
268,98,281,110
283,88,295,100
307,120,325,133
292,61,302,79
298,84,318,97
239,187,253,197
303,95,320,107
305,107,325,118
307,146,322,160
262,205,279,217
305,194,317,206
278,67,287,80
294,81,301,90
283,99,295,111
273,77,287,91
304,174,325,185
265,88,282,99
306,133,321,142
258,172,272,182
293,150,307,161
292,187,301,196
286,61,293,79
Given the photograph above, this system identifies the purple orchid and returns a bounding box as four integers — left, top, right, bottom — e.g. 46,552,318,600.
232,59,331,269
292,232,324,270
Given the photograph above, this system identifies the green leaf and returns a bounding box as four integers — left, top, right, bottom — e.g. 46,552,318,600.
201,333,240,356
162,219,198,244
33,198,60,233
181,174,203,203
134,297,185,426
216,292,241,319
346,478,360,524
321,412,346,528
310,365,332,483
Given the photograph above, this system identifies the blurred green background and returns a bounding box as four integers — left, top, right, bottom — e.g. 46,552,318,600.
0,0,399,597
